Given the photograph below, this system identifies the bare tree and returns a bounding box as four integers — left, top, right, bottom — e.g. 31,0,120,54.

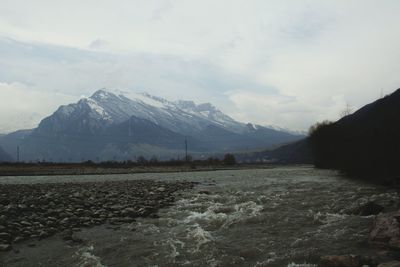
340,103,352,118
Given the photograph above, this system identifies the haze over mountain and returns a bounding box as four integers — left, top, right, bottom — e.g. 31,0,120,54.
0,89,303,162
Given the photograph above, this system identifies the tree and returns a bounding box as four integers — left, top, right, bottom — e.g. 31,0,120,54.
136,155,148,165
223,153,236,165
339,103,352,118
149,156,158,164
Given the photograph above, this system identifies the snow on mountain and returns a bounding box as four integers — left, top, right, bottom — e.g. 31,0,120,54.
54,89,247,135
1,88,305,162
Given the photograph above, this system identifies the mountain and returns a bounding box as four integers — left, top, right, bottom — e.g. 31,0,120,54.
0,89,304,162
309,88,400,182
237,139,313,164
0,146,12,162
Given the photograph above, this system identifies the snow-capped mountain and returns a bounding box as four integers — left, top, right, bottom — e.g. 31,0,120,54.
0,89,304,162
43,89,247,135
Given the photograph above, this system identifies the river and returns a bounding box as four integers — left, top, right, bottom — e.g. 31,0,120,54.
1,166,398,266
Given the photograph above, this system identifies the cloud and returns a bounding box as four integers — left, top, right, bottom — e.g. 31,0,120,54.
88,39,109,50
0,82,77,133
1,1,400,132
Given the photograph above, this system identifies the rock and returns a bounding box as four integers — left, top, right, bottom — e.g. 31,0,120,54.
0,180,195,247
121,208,138,218
109,218,123,225
110,205,124,211
20,221,31,226
370,211,400,249
156,187,166,192
354,201,384,216
71,234,83,244
38,231,48,240
238,248,262,259
17,204,28,210
60,218,69,225
378,261,400,267
0,244,12,251
13,236,24,243
320,255,376,267
0,232,12,242
61,229,73,241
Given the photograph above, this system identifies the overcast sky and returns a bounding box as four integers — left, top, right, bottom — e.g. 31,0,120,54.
1,0,400,133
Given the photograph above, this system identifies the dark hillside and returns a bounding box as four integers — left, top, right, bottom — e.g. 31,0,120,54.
309,89,400,182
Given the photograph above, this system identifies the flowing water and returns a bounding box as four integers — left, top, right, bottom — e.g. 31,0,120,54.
1,166,399,267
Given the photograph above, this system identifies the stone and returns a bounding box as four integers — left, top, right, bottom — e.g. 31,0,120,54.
13,236,24,243
71,235,83,244
157,187,166,192
0,244,12,251
370,211,400,249
378,261,400,267
60,218,69,224
320,255,376,267
355,201,384,216
121,207,138,218
110,205,124,211
0,179,195,248
38,231,48,240
0,232,12,242
61,229,73,241
17,204,28,210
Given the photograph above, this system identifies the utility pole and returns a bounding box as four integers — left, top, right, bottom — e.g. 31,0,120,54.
17,146,20,163
185,137,188,162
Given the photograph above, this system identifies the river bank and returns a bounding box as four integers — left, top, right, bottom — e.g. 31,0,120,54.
0,180,195,254
0,163,284,177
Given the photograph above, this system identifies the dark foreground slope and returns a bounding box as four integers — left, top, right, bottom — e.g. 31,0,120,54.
309,89,400,182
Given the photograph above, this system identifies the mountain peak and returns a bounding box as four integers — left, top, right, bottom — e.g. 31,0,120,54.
90,88,117,101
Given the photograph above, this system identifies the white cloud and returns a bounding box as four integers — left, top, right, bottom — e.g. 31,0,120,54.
1,1,400,132
0,82,77,133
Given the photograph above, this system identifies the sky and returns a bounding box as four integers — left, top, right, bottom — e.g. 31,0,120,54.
1,0,400,133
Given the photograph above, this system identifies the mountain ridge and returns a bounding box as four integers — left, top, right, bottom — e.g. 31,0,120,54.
0,89,304,162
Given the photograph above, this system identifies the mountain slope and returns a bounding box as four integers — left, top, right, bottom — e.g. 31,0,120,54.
0,89,304,162
237,138,313,164
0,146,12,162
309,88,400,182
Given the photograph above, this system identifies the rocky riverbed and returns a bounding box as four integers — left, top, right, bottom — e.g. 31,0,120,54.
0,179,195,252
1,167,400,266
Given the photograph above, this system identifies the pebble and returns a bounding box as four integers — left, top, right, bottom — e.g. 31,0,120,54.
0,244,12,251
0,180,195,247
